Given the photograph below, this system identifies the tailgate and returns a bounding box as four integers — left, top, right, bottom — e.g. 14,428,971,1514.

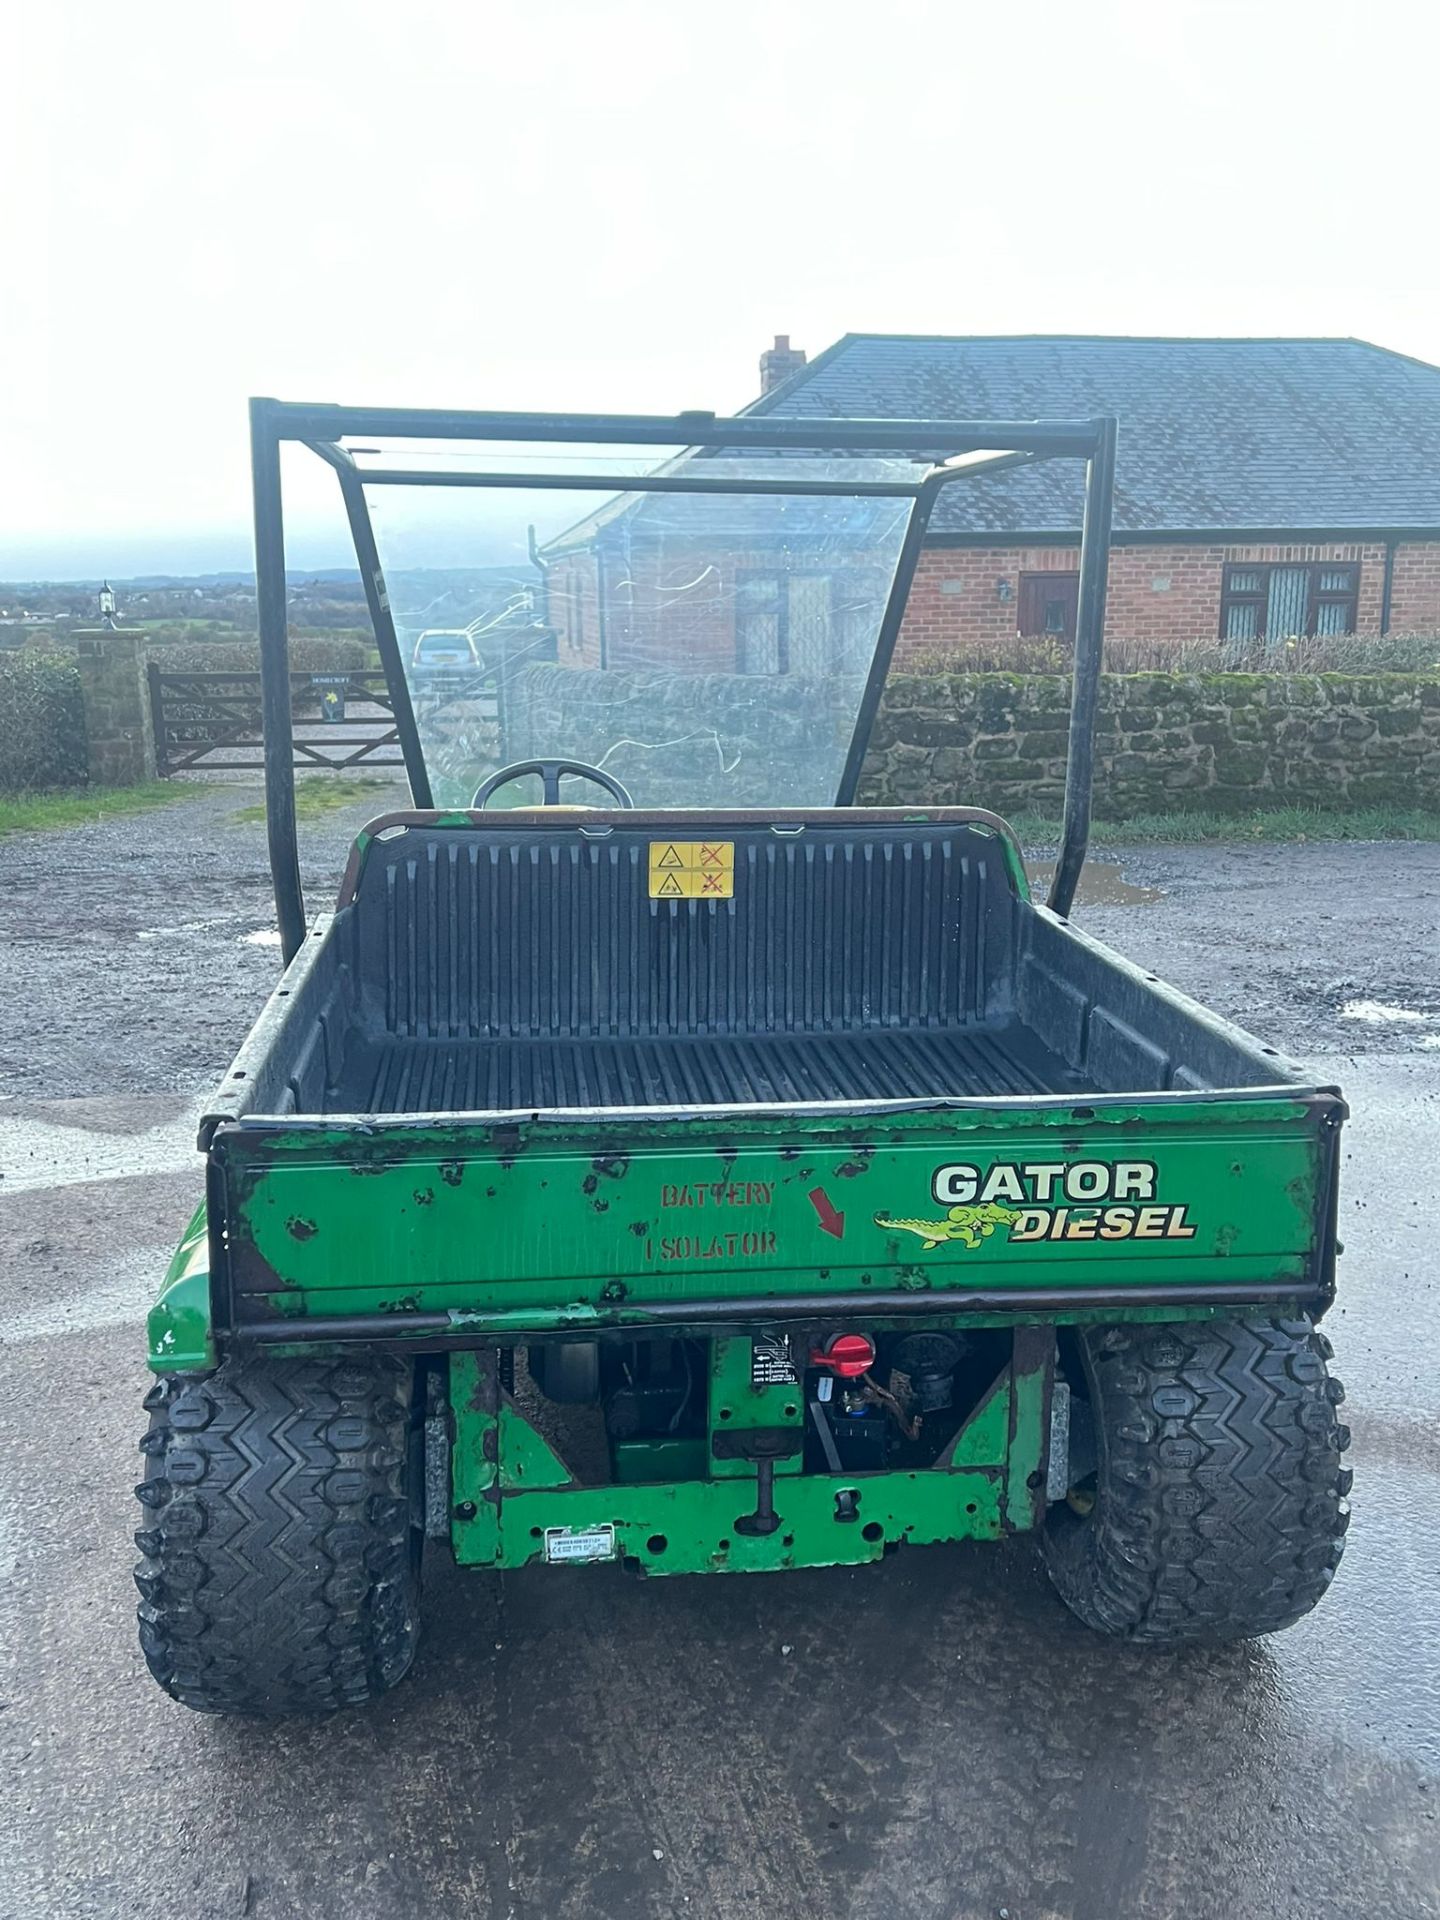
211,1091,1343,1337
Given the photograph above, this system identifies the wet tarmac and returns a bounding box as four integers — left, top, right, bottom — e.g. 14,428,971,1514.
1,789,1438,1918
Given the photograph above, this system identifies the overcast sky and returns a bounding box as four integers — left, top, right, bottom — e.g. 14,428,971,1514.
4,0,1438,579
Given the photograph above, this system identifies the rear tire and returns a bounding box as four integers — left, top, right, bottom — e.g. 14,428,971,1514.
1043,1316,1351,1643
135,1354,422,1714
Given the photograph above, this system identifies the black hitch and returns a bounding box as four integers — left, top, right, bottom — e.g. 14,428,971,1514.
713,1426,801,1539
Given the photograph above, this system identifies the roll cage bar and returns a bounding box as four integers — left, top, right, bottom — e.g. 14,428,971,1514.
249,398,1117,961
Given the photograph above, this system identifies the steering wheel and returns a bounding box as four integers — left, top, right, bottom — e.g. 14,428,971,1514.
471,758,634,809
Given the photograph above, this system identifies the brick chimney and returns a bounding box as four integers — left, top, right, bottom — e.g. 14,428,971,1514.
759,333,807,395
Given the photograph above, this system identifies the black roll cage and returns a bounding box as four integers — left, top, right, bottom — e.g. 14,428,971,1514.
249,398,1117,961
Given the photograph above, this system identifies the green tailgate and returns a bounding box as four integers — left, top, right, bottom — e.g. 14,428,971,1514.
159,1092,1341,1359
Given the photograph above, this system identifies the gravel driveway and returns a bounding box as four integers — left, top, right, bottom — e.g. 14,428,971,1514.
3,782,1437,1098
1,783,1437,1920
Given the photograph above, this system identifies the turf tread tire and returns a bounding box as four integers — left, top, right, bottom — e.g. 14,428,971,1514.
134,1355,420,1714
1043,1316,1351,1643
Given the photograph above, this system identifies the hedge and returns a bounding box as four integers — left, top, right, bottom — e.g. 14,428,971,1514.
0,652,87,789
143,634,373,673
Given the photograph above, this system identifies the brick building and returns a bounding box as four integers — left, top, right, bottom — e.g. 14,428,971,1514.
541,334,1440,670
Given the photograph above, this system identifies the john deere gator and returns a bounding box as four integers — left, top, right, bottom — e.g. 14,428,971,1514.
135,400,1351,1714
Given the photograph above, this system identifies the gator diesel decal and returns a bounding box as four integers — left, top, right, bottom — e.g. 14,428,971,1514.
933,1160,1160,1207
875,1158,1197,1252
875,1205,1020,1251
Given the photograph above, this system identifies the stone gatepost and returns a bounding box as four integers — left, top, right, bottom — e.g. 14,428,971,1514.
71,630,156,785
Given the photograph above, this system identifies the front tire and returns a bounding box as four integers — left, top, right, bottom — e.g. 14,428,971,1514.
1043,1316,1351,1643
135,1354,422,1714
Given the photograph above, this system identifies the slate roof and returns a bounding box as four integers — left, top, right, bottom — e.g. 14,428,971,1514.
747,334,1440,538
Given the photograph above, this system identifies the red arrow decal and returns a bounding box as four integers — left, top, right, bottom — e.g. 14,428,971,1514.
808,1186,846,1239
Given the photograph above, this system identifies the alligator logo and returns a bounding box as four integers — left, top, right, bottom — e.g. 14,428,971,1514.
873,1203,1021,1252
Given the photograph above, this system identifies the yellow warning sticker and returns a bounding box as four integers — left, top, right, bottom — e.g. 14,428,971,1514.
648,840,735,899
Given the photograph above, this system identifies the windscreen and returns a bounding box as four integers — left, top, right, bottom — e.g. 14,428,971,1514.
357,445,922,809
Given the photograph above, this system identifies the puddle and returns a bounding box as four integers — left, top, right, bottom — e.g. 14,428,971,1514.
137,921,279,947
1340,999,1427,1025
136,916,232,941
1026,860,1163,908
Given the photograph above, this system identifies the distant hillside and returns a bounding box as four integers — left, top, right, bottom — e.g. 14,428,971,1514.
1,563,538,594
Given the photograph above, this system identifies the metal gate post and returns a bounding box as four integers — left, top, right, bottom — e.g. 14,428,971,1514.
146,661,169,777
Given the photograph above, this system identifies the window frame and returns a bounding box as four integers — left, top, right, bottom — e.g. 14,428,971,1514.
733,567,903,676
1219,561,1359,643
734,570,790,675
1017,569,1081,643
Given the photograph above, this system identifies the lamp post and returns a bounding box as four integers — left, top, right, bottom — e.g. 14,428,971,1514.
98,580,118,629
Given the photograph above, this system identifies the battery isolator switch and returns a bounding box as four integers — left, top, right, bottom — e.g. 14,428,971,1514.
809,1332,876,1378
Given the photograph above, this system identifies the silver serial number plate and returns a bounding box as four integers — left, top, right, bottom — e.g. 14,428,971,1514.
544,1524,617,1565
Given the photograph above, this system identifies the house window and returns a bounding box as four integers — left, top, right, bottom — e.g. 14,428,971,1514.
736,575,786,673
1018,572,1079,643
558,571,583,653
735,571,890,674
1220,563,1358,644
734,572,833,676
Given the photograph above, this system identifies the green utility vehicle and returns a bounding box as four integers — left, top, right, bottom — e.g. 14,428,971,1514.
135,401,1351,1714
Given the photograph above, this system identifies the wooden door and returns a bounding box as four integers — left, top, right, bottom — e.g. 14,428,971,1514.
1018,572,1080,642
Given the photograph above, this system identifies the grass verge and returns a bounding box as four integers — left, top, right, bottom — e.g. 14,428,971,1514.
230,777,399,825
1007,805,1440,845
0,781,190,836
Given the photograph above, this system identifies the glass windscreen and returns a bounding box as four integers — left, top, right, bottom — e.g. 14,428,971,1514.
358,446,922,810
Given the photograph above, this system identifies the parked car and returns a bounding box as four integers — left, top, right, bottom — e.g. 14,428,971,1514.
410,629,482,675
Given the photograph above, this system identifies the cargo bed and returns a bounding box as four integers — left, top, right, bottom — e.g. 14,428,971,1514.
335,1020,1093,1114
161,809,1343,1362
209,807,1295,1135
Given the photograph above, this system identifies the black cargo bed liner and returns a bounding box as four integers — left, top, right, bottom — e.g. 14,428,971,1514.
212,817,1294,1135
331,1019,1094,1115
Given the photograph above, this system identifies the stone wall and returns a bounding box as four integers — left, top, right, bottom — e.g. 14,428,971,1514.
23,636,1440,811
860,671,1440,815
504,662,1440,816
501,661,859,807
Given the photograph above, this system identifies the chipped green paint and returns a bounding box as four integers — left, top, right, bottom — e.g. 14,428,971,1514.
708,1336,804,1480
446,1342,1048,1573
208,1095,1333,1338
463,1472,1006,1574
1005,1343,1050,1523
147,1203,217,1373
498,1401,575,1490
163,1297,1270,1376
947,1372,1013,1467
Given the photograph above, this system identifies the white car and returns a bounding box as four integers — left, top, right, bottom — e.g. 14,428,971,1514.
411,629,482,673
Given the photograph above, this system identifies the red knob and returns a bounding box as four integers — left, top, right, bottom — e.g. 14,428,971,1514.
809,1332,875,1379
